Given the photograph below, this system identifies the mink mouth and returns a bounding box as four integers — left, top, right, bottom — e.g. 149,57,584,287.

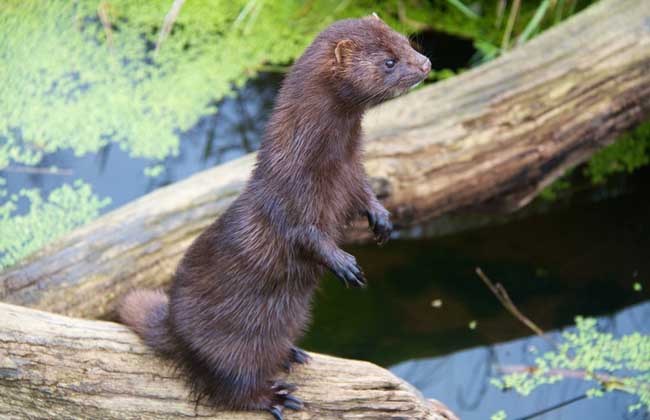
398,74,427,91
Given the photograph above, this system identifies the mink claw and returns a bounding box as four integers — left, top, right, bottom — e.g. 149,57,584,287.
366,208,393,246
290,347,311,365
272,381,298,393
331,254,366,288
269,381,303,415
268,405,284,420
366,210,377,230
283,394,304,411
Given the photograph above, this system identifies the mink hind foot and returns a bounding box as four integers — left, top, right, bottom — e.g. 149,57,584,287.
266,381,303,420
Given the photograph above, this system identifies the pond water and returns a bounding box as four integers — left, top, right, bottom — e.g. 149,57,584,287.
3,28,649,419
391,301,650,420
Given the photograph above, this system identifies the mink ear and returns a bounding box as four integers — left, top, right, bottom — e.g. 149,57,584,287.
371,12,381,20
335,39,356,64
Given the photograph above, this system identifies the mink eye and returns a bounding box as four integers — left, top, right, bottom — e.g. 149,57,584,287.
384,59,396,69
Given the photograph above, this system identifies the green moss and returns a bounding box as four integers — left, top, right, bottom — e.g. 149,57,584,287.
0,180,110,269
586,122,650,184
539,175,572,201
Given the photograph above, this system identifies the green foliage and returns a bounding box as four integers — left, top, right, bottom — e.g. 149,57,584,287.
0,0,425,269
538,174,572,201
539,121,650,201
0,180,110,269
491,317,650,413
586,122,650,184
0,0,636,270
445,0,597,63
0,0,367,169
0,0,474,173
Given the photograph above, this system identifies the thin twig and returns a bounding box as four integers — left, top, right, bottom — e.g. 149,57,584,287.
155,0,186,54
2,166,73,176
514,393,588,420
97,1,114,51
475,267,557,347
497,365,631,392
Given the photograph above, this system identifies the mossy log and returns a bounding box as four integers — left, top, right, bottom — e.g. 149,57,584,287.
2,0,650,319
0,303,456,420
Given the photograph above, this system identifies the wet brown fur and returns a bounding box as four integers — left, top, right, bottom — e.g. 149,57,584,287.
118,15,430,418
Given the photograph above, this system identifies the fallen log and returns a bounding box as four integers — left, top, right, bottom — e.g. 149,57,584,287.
2,0,650,319
0,302,455,420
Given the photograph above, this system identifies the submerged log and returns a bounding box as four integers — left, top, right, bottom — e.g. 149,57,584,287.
2,0,650,319
0,303,455,420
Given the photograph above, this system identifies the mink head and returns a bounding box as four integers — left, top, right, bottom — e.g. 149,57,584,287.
320,15,431,107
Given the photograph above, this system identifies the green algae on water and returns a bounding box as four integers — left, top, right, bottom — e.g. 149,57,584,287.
0,180,110,269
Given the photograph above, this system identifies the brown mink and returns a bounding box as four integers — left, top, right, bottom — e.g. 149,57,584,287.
118,14,430,420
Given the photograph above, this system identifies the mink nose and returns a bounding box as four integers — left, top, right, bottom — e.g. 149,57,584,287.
419,57,431,75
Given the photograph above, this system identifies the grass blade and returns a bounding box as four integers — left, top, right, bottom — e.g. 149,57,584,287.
518,0,551,45
446,0,479,19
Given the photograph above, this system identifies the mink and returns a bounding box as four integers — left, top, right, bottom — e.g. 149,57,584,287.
118,14,430,420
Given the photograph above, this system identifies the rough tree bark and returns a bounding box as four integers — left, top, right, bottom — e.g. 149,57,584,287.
0,303,455,420
1,0,650,320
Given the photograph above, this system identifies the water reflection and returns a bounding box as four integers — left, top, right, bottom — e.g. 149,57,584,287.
391,301,650,420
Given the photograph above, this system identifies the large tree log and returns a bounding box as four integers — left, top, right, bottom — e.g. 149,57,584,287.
0,303,455,420
2,0,650,319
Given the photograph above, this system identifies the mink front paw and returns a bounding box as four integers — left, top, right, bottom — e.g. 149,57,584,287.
366,208,392,246
329,250,366,288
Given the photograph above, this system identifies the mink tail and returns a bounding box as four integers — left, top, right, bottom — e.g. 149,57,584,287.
117,289,175,354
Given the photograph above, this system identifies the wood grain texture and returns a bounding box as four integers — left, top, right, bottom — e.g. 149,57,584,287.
0,303,454,420
2,0,650,319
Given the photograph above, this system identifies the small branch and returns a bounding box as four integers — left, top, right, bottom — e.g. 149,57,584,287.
497,364,630,392
2,166,73,176
514,393,588,420
475,267,556,347
155,0,186,54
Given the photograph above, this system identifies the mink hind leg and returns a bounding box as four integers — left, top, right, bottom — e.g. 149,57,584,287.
219,373,304,420
174,343,303,418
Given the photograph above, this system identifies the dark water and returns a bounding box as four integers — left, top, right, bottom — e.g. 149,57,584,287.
299,174,649,419
4,30,649,418
302,177,650,366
